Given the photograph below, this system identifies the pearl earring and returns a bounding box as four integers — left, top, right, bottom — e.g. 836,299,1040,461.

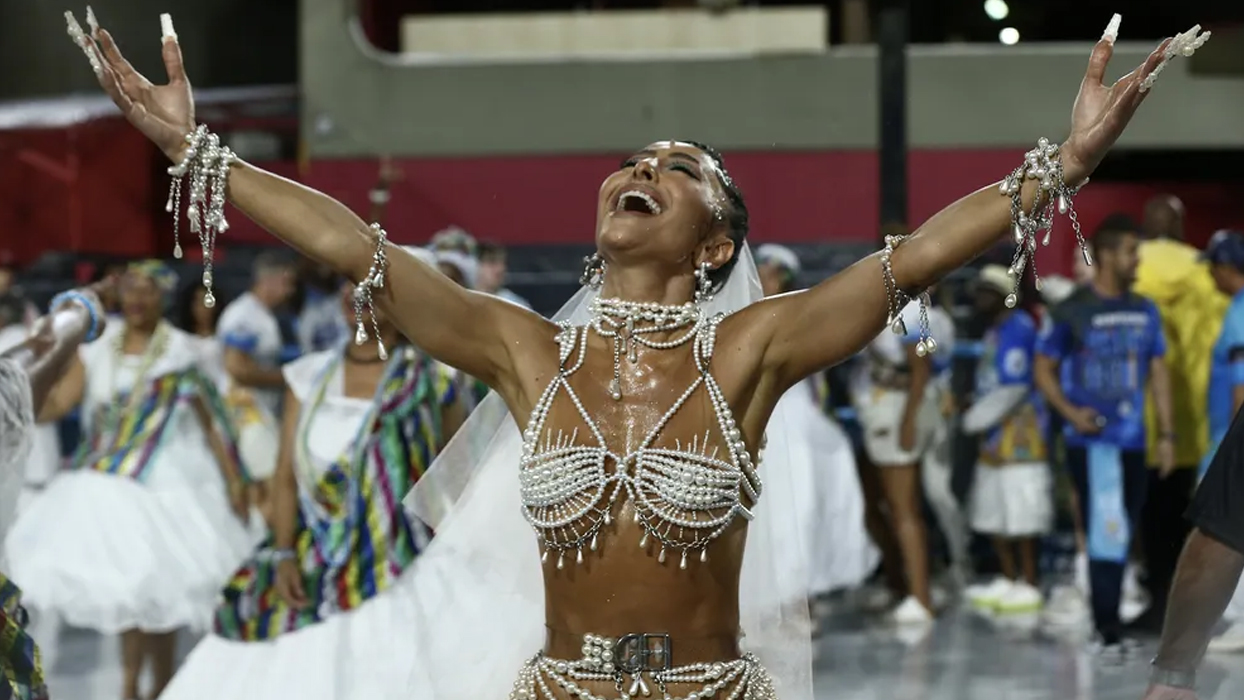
693,261,714,304
580,253,606,288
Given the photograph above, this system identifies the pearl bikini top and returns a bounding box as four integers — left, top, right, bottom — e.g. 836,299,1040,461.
518,307,764,571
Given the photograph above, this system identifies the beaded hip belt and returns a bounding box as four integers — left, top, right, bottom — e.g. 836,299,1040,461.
510,633,777,700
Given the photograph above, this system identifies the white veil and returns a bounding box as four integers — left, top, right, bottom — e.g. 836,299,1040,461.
399,244,813,700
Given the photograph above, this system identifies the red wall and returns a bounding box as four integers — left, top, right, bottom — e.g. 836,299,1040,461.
0,122,158,264
3,118,1242,278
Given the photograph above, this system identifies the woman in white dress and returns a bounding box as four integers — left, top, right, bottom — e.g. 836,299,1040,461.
0,298,61,497
159,267,466,700
5,261,257,700
755,244,878,602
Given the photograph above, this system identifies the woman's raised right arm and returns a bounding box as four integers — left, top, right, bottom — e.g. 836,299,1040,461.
75,14,552,389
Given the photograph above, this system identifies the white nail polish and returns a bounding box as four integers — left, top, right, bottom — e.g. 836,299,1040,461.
86,6,99,37
160,13,177,42
1102,13,1121,44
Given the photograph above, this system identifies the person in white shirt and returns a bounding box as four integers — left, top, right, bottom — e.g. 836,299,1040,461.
295,259,347,355
854,290,958,625
216,252,297,507
477,241,532,310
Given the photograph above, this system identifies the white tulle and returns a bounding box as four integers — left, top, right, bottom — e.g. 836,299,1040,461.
160,561,426,700
402,245,814,699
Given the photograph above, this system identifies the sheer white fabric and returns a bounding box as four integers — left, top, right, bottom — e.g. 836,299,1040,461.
0,356,34,545
776,380,878,596
401,245,813,699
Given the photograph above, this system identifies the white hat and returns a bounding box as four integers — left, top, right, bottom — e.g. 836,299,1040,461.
1039,275,1076,304
978,264,1012,296
435,249,479,289
754,244,801,276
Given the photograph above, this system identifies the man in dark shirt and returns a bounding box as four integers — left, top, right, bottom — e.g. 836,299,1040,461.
1144,402,1244,700
1035,215,1175,654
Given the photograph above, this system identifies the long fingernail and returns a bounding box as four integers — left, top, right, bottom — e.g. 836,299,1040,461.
86,6,99,38
160,13,178,43
1102,13,1121,44
65,11,103,76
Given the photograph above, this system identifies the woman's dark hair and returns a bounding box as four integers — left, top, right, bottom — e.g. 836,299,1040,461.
174,281,218,334
684,141,750,292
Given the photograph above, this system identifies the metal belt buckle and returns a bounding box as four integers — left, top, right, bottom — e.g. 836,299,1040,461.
614,633,673,673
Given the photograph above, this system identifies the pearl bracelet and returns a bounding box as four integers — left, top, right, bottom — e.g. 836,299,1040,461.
165,125,238,309
353,224,390,361
998,138,1090,308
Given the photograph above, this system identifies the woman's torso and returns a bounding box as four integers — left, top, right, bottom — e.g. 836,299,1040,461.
522,318,763,663
79,323,219,486
289,352,374,484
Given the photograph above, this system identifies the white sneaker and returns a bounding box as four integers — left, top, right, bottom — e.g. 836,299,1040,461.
1075,552,1089,594
1043,584,1090,627
965,577,1012,611
998,581,1044,614
1207,622,1244,653
1090,638,1127,663
889,595,934,625
859,584,895,613
1120,563,1150,622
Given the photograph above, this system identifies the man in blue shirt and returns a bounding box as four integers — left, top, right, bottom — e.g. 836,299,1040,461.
1202,230,1244,477
1035,215,1175,654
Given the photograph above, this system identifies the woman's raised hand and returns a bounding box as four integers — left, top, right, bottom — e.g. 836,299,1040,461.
65,9,196,161
1060,15,1210,185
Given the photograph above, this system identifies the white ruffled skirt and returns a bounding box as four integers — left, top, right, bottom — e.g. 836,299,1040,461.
159,563,424,700
4,469,260,634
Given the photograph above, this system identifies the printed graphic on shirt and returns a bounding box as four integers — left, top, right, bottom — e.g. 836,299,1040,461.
1038,287,1166,451
978,311,1046,465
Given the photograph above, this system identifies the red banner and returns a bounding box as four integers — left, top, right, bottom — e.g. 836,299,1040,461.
3,119,1241,279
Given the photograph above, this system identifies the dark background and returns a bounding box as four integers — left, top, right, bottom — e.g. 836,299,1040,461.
2,0,1238,100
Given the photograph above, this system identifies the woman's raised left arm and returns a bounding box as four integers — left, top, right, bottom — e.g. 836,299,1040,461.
756,29,1180,389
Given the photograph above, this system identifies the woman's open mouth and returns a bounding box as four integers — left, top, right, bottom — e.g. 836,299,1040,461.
614,190,663,216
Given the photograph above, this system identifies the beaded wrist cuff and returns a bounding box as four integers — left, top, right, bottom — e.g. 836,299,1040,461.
998,137,1090,309
165,125,238,309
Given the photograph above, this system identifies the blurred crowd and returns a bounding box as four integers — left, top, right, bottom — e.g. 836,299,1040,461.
2,191,1243,664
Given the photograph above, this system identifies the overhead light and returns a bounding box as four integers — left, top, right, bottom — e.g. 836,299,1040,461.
984,0,1009,21
999,27,1020,45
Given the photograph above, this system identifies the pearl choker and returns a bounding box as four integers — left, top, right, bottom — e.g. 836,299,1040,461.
588,298,702,400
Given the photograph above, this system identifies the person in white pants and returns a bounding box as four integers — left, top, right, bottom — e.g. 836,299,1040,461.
962,266,1053,615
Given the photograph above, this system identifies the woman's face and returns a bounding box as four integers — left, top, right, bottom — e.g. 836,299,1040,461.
119,273,163,327
595,141,733,270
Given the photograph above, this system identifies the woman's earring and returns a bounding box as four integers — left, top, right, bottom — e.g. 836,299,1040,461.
580,253,606,288
693,261,714,304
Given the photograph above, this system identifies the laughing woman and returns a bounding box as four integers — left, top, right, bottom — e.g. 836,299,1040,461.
158,262,466,700
4,262,256,700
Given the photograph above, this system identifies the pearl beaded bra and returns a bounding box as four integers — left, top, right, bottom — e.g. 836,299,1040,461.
519,299,764,571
